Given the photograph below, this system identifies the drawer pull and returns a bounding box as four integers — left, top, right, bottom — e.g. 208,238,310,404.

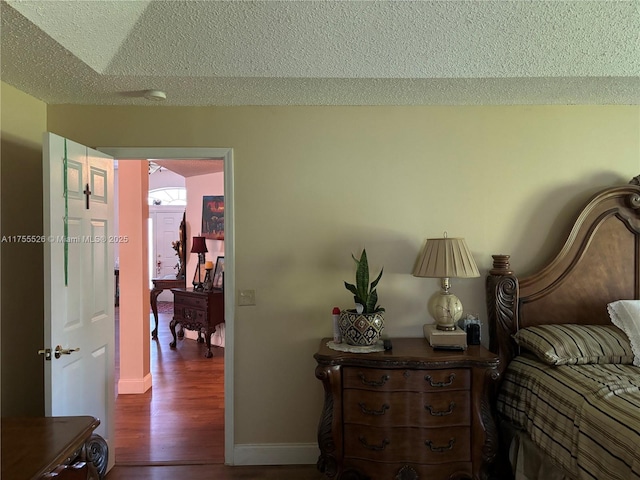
183,308,196,320
358,373,390,387
424,373,455,387
425,401,455,416
358,402,390,416
358,436,390,451
425,438,455,452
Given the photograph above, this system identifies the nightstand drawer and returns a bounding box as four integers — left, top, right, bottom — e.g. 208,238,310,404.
174,294,208,309
174,304,206,324
343,367,470,392
344,390,470,427
344,424,471,464
344,459,473,480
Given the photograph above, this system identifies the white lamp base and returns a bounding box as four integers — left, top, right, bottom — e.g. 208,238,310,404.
428,291,463,331
424,324,467,350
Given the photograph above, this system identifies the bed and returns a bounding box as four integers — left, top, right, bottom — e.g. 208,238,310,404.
486,177,640,480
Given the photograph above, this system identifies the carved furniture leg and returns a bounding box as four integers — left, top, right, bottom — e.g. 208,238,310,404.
204,328,213,358
169,317,178,348
315,364,342,478
85,433,109,479
150,287,162,339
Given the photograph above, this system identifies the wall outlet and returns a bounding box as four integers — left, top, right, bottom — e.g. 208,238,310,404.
238,289,256,306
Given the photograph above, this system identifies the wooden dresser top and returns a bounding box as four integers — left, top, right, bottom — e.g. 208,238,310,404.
314,337,499,369
1,415,99,480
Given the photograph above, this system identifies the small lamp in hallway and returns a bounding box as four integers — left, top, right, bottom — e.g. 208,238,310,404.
191,236,208,291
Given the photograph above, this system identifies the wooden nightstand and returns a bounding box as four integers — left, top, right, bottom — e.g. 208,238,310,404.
170,288,224,358
314,338,500,480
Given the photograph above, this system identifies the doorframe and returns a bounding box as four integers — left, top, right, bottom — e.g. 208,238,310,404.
98,147,235,466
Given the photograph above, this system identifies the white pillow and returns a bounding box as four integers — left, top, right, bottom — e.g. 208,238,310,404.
607,300,640,366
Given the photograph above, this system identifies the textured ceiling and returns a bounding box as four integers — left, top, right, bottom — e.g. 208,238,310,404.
1,0,639,106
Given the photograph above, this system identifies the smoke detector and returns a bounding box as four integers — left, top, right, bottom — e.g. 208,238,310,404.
143,90,167,101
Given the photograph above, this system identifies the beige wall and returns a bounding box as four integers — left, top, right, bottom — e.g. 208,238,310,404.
1,83,47,415
3,87,638,444
45,103,640,445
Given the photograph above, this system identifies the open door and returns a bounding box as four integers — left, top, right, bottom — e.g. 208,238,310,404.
42,133,115,474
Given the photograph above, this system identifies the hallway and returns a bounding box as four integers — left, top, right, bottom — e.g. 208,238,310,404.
108,305,322,479
114,304,224,464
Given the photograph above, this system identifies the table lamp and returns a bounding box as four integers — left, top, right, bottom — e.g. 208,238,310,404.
191,236,208,291
413,234,480,331
203,260,214,292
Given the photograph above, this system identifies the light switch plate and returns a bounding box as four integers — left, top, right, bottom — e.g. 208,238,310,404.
238,289,256,306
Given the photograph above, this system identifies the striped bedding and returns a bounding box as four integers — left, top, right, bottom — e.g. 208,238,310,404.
497,355,640,480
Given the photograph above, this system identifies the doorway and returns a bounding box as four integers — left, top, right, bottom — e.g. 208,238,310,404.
149,207,185,297
99,147,235,466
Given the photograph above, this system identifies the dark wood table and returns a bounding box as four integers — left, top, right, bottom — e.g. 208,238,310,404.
1,415,107,480
170,288,224,358
150,276,185,339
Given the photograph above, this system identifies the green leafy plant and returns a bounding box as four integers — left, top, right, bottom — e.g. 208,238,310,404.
344,249,385,314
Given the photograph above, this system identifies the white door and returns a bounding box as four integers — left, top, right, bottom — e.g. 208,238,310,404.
43,133,115,471
150,208,185,301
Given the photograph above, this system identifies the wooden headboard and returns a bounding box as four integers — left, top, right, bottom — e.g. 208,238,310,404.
486,179,640,375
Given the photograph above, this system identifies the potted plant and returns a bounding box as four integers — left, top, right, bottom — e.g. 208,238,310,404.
339,249,385,346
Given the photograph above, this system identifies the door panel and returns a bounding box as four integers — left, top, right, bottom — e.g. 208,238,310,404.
43,132,115,472
89,220,109,316
151,209,185,301
66,218,83,326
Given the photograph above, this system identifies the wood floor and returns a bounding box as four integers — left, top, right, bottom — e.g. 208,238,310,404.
105,464,323,479
107,307,323,479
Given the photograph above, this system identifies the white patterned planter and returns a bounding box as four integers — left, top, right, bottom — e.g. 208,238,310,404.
338,310,385,346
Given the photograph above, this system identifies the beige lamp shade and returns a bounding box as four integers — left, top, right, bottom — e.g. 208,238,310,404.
413,236,479,331
412,237,480,279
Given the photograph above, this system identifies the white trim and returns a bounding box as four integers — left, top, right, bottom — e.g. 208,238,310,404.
148,205,185,214
233,443,319,466
117,373,153,395
223,150,235,465
98,147,235,465
100,147,229,159
148,186,187,206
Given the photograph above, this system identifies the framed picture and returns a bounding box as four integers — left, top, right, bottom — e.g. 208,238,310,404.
202,195,224,240
213,256,225,289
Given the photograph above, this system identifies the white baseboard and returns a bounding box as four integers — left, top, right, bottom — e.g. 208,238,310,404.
183,330,199,341
232,443,319,466
117,373,152,394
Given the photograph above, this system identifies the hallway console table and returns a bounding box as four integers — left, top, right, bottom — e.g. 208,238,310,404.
1,415,108,480
170,288,224,358
150,276,185,339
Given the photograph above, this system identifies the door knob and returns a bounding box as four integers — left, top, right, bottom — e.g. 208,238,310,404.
38,345,80,360
54,345,80,358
